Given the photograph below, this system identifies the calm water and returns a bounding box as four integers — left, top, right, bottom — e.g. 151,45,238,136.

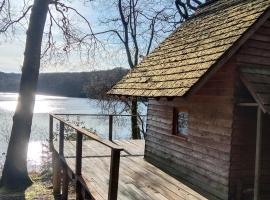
0,93,146,171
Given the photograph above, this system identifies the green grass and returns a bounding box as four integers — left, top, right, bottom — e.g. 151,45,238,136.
24,173,54,200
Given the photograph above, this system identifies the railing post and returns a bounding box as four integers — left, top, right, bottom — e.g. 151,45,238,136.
62,166,69,200
108,149,121,200
254,107,262,200
59,121,64,156
52,151,61,198
49,115,53,151
109,115,113,141
76,131,83,200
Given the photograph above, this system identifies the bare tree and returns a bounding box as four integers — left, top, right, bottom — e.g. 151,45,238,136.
90,0,181,139
0,0,50,191
88,0,209,139
0,0,96,192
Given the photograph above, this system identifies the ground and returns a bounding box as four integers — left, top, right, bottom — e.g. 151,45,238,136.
24,173,54,200
0,173,54,200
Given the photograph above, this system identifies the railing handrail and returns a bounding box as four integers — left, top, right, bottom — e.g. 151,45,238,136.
52,113,146,117
50,113,123,151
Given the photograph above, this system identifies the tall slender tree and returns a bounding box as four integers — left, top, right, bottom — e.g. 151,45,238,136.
0,0,50,190
0,0,96,192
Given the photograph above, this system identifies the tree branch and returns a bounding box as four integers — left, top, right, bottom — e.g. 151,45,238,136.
0,5,32,33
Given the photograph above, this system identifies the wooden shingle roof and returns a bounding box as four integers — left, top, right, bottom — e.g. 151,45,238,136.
108,0,270,97
240,67,270,114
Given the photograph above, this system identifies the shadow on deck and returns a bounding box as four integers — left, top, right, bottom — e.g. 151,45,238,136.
50,114,207,200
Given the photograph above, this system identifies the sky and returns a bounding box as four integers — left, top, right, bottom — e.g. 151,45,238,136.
0,1,108,73
0,0,179,73
0,38,25,72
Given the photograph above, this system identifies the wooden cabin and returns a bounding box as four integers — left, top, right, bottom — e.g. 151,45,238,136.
108,0,270,199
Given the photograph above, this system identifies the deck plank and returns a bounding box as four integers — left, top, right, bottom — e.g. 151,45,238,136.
54,140,207,200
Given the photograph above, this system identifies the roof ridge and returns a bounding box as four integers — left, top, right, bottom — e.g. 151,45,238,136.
190,0,251,20
197,0,218,9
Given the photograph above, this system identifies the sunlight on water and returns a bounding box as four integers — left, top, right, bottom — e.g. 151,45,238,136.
0,93,68,113
34,100,55,113
27,141,43,169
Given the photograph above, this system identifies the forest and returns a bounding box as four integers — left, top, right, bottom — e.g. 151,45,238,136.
0,68,128,98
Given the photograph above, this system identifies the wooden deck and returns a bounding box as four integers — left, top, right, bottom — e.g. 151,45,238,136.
54,139,207,200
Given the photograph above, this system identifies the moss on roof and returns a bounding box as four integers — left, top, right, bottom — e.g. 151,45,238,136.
109,0,270,97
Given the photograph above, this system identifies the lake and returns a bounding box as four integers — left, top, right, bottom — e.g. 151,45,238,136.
0,93,146,171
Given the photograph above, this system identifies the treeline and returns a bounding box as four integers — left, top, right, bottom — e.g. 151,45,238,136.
0,68,128,98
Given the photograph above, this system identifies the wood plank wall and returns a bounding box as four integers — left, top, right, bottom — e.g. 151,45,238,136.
230,19,270,200
237,19,270,68
145,62,236,200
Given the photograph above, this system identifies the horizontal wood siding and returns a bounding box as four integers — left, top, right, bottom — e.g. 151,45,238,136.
237,19,270,68
145,62,236,200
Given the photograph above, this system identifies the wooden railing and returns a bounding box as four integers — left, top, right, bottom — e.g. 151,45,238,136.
49,113,124,200
50,113,146,142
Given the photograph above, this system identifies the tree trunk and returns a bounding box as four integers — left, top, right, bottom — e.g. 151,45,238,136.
0,0,50,191
131,98,141,139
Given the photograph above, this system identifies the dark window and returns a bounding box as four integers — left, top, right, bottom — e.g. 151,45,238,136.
173,108,189,137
